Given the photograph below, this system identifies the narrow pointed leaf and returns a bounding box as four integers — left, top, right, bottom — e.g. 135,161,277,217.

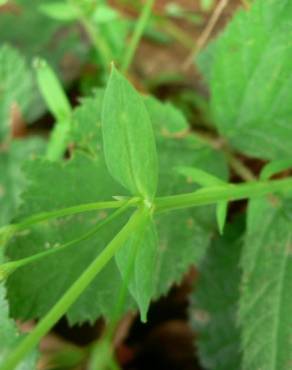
34,58,72,122
177,166,228,234
102,66,158,201
260,159,292,180
39,2,79,21
116,210,158,322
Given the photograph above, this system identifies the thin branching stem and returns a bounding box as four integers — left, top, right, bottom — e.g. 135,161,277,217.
121,0,155,73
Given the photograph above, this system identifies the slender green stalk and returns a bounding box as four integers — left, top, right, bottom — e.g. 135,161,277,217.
79,15,113,68
159,19,194,49
0,208,147,370
89,210,148,369
12,198,140,232
46,119,71,161
68,0,112,68
121,0,155,73
155,178,292,213
0,202,131,281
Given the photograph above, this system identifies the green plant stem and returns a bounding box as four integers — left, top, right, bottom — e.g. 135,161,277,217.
155,177,292,213
0,207,147,370
3,176,292,240
224,151,256,182
89,209,149,369
159,19,194,49
46,119,71,161
121,0,155,73
68,0,112,68
195,131,256,182
79,15,112,68
12,197,140,232
0,202,131,281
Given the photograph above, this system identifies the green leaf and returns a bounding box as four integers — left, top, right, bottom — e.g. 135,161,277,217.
260,159,292,180
0,138,45,227
199,0,292,160
7,97,228,324
6,153,133,324
0,45,34,141
70,90,104,155
240,197,292,370
0,248,38,369
34,58,72,122
39,2,79,21
102,66,158,201
200,0,215,11
190,219,243,370
116,212,158,322
144,95,189,133
92,5,118,24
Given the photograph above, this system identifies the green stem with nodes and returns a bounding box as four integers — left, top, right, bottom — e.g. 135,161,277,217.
3,177,292,243
0,207,148,370
121,0,155,73
155,177,292,213
0,202,132,281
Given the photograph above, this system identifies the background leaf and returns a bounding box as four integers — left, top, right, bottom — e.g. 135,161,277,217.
0,45,34,141
240,197,292,370
199,0,292,160
190,219,243,370
0,139,45,227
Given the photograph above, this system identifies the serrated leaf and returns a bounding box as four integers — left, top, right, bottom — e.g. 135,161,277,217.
0,139,45,227
0,249,38,369
70,90,104,155
7,97,228,324
116,212,158,322
7,153,133,324
240,197,292,370
144,96,189,133
190,219,243,370
199,0,292,160
39,2,79,21
0,45,34,141
102,67,158,201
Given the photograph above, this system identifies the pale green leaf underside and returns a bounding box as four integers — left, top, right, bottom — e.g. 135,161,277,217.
240,198,292,370
200,0,292,160
191,219,243,370
102,67,158,201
